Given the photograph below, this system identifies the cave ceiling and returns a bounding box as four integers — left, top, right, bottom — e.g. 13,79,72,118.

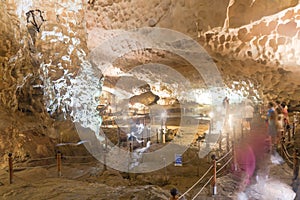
0,0,300,118
85,0,300,105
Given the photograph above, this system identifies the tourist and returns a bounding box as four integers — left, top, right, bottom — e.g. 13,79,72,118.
170,188,179,200
266,102,278,153
223,96,230,113
169,188,186,200
243,100,254,131
223,96,230,128
277,112,284,146
282,102,289,121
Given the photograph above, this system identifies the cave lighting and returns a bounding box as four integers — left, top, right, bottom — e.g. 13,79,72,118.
208,111,214,119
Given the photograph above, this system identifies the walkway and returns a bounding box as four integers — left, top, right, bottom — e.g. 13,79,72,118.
231,114,269,190
234,113,298,199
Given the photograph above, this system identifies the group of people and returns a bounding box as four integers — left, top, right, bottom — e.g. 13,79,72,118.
167,99,290,199
265,100,290,152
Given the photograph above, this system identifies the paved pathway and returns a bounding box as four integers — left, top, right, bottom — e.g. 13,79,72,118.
236,113,300,199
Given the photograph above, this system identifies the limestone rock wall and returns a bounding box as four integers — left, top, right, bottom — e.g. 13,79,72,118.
227,0,299,28
1,0,299,116
0,0,88,116
199,4,300,102
0,0,90,162
86,0,298,38
0,1,30,112
1,0,300,121
201,4,300,67
86,0,229,35
85,0,300,105
32,0,88,117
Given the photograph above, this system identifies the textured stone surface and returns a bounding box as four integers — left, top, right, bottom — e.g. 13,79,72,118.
85,1,300,105
1,0,299,118
227,0,298,28
0,0,300,192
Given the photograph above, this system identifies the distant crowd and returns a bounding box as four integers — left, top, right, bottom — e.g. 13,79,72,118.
265,100,290,152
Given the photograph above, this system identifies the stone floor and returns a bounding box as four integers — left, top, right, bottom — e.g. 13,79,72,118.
232,113,299,200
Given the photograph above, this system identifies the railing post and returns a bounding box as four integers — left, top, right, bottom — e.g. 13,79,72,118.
292,122,296,138
118,127,121,147
56,151,62,177
281,137,285,157
197,140,201,177
8,153,13,184
226,132,229,152
288,127,291,142
141,129,144,147
293,149,299,180
211,154,217,196
232,141,238,171
104,136,108,171
161,128,165,144
218,134,222,152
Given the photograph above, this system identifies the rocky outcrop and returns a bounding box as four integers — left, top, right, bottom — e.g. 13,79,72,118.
226,0,298,28
85,0,300,105
1,0,300,168
0,1,36,113
0,0,91,164
199,4,300,103
130,91,159,106
86,0,229,35
201,4,300,67
2,0,300,117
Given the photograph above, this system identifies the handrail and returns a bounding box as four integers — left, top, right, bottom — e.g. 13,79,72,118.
178,164,214,199
61,161,98,165
63,155,95,159
283,143,293,159
28,156,56,161
282,146,294,166
14,163,57,170
217,156,233,174
191,176,213,200
190,156,233,200
179,146,233,199
217,149,232,163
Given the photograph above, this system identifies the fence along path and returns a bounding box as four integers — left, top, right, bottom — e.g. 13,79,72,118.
4,112,300,199
179,111,300,199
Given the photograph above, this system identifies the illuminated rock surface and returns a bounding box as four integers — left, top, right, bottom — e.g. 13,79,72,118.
0,0,300,199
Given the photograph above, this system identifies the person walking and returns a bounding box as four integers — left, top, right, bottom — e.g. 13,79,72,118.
243,100,254,131
266,102,278,153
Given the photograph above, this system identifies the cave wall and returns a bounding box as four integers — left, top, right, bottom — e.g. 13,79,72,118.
0,0,90,163
85,0,300,104
86,0,299,37
0,1,28,112
0,0,299,166
86,0,229,35
227,0,299,28
0,0,88,115
1,0,299,115
198,4,300,103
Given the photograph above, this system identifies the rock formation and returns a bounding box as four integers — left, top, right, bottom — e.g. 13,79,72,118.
0,0,300,174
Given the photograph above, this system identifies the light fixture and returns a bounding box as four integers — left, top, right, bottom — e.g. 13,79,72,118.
209,112,214,119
